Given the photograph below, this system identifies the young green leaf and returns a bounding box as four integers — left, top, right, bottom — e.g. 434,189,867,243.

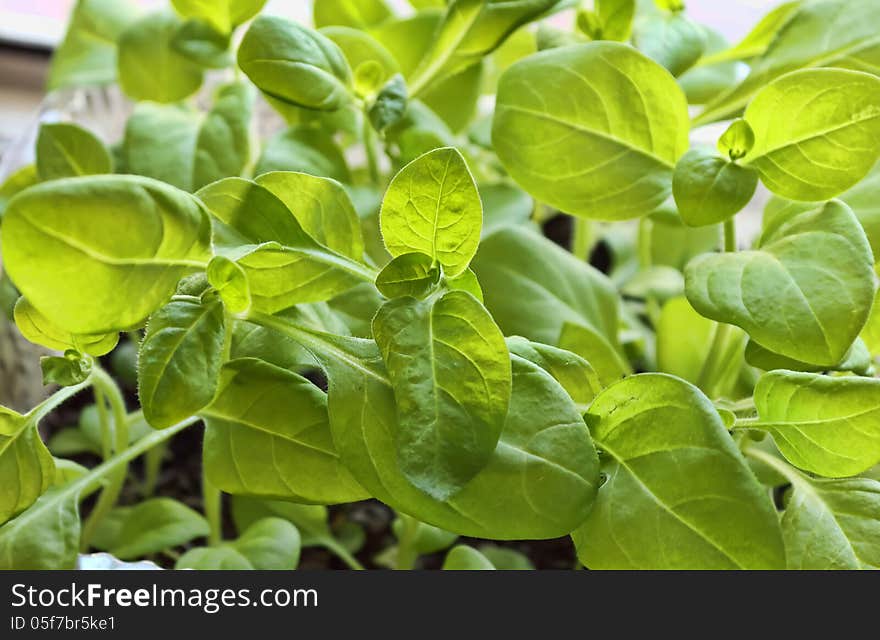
170,0,267,35
0,165,39,219
745,339,873,376
742,68,880,201
124,82,254,192
92,498,209,559
47,0,139,90
176,546,253,569
35,123,112,181
138,297,226,430
633,12,706,77
14,298,118,357
207,257,251,314
685,201,875,367
256,320,599,539
255,171,364,261
375,252,440,299
41,351,93,387
255,126,351,182
472,226,622,349
750,370,880,478
171,19,232,68
717,119,755,161
2,175,213,335
572,374,785,569
656,296,719,384
442,545,495,570
672,147,758,227
380,147,482,277
202,358,368,504
314,0,392,29
696,0,880,125
238,16,353,112
0,406,55,525
369,74,409,132
117,11,204,103
229,517,301,570
558,322,632,388
373,290,511,499
595,0,636,42
505,336,602,406
493,42,689,220
696,1,801,66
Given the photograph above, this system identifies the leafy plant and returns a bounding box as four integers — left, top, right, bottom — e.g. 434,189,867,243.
2,0,880,571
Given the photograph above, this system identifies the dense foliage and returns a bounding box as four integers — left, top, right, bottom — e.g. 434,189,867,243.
1,0,880,570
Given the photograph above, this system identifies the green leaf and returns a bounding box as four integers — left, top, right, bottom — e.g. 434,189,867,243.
375,252,440,299
472,226,622,348
558,322,631,388
633,12,705,77
171,19,232,68
231,498,347,553
422,63,484,133
392,513,458,554
255,126,351,182
572,374,785,569
595,0,636,42
656,296,717,384
255,171,364,261
139,297,226,430
493,42,689,220
35,123,112,181
380,147,482,277
117,11,204,103
123,82,254,192
207,257,251,314
696,0,880,125
47,0,139,90
410,0,563,94
314,0,392,29
170,0,266,34
0,165,39,219
442,545,495,569
265,321,599,539
230,517,301,569
238,16,353,112
717,118,755,161
92,498,209,559
0,406,55,525
745,338,873,376
41,351,93,387
742,69,880,201
672,147,758,227
479,183,533,236
202,358,367,504
685,201,875,367
373,290,511,499
176,546,253,569
479,544,534,569
649,205,721,271
14,298,118,357
2,175,213,335
371,11,443,79
697,1,802,66
505,336,601,406
0,486,81,569
678,28,740,106
782,475,880,569
750,370,880,478
370,74,409,132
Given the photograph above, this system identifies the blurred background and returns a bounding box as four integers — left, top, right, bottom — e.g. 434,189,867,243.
0,0,780,154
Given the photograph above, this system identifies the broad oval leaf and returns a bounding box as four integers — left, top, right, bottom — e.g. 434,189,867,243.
442,545,495,570
262,321,599,539
742,68,880,201
492,42,689,220
672,147,758,227
685,200,875,367
373,291,512,499
36,123,112,181
237,15,353,112
2,175,213,335
572,374,785,569
176,546,253,569
375,252,439,299
380,147,482,277
751,370,880,478
170,0,267,34
255,171,364,260
633,12,706,77
117,11,204,103
138,297,226,430
202,358,367,504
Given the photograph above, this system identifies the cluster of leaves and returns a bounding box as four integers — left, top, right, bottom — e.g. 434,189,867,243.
1,0,880,570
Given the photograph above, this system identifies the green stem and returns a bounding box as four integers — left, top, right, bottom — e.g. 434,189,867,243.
638,216,654,270
203,469,223,546
572,218,594,262
93,386,112,461
80,368,130,550
724,217,737,252
323,539,365,571
395,515,420,570
363,112,382,186
142,443,165,497
25,377,92,425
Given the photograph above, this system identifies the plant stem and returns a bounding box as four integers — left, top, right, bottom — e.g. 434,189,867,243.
724,216,737,252
93,386,112,460
638,216,654,269
203,469,223,546
572,218,594,262
323,540,365,571
363,113,382,186
80,368,130,550
395,515,420,570
141,443,165,497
